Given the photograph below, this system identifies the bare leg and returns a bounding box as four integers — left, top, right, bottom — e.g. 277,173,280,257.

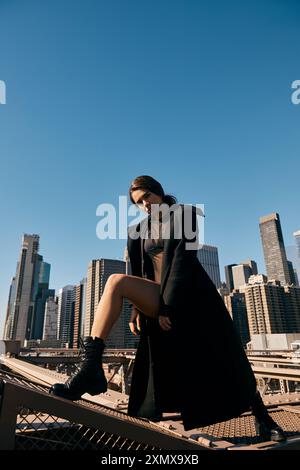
91,274,160,340
49,274,161,399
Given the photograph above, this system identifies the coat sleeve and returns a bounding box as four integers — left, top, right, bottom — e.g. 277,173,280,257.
159,205,200,316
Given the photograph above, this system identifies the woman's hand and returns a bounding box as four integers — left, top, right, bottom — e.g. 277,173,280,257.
158,315,172,331
129,306,141,336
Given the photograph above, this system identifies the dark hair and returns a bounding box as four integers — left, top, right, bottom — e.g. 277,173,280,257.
129,175,177,207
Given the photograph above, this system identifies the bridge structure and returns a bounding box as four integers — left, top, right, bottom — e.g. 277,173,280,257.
16,347,300,396
248,354,300,395
1,344,300,451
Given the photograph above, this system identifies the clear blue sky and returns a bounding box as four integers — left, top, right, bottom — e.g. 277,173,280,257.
1,0,300,334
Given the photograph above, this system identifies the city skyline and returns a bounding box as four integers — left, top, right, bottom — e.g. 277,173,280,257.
5,213,299,344
1,0,300,335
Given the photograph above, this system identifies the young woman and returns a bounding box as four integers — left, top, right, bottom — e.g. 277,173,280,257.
49,175,285,441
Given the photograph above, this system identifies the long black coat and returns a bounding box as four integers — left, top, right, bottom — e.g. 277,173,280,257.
126,204,256,431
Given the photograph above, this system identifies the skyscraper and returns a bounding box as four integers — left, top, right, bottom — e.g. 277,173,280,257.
123,246,131,275
3,276,17,340
259,213,291,285
84,258,137,348
224,291,250,347
85,259,105,337
30,260,54,339
283,286,300,333
123,247,139,348
240,260,258,275
294,271,300,287
293,230,300,282
244,275,300,338
197,244,221,288
294,230,300,259
244,275,286,336
42,296,58,340
57,285,76,345
287,260,298,286
232,260,258,291
224,264,237,292
72,278,87,348
4,234,43,341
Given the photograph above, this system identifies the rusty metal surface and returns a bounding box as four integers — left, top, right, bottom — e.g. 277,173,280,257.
0,369,204,450
1,366,300,450
186,409,300,447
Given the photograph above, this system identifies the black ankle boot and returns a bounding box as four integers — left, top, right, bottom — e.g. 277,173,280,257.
49,336,107,400
254,416,286,442
251,391,286,442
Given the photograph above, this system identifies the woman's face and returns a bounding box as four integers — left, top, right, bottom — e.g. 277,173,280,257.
131,189,163,214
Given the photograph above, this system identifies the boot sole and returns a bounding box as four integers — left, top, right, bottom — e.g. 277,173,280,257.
49,384,107,401
255,423,286,442
88,384,108,396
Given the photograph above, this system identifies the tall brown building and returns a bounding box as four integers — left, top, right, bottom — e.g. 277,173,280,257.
259,213,291,286
245,274,300,337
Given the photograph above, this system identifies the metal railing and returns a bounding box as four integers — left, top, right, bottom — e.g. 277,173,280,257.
0,371,204,451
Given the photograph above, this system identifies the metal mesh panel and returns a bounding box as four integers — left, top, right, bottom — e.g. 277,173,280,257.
0,368,173,434
197,409,300,446
15,407,160,450
3,365,300,450
0,368,48,393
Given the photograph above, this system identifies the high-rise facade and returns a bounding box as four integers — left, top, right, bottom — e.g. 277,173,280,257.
287,260,298,286
42,296,58,340
123,247,139,348
224,264,237,292
3,234,48,342
232,260,258,291
57,285,76,345
31,286,55,339
30,260,54,339
294,230,300,259
3,276,17,339
283,286,300,333
84,258,137,349
244,274,300,337
293,230,300,283
84,258,138,348
72,278,87,348
123,246,131,275
294,271,300,287
241,260,258,274
85,260,104,337
224,291,250,347
232,263,249,290
197,244,221,288
244,275,286,336
259,213,291,285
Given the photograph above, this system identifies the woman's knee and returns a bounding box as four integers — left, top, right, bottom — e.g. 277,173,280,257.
105,273,127,292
